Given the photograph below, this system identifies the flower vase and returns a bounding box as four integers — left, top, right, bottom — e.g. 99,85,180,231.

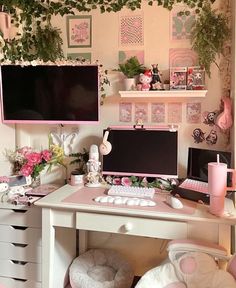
31,176,41,188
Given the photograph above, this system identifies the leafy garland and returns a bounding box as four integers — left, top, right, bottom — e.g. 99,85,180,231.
0,0,220,63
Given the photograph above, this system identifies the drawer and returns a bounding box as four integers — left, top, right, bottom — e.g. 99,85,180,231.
0,207,41,227
0,225,41,245
0,242,41,263
0,260,41,281
0,277,41,288
76,212,187,239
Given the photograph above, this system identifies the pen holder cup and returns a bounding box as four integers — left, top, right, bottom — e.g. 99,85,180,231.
208,162,236,216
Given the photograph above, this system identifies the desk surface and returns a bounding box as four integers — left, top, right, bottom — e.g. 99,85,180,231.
35,184,236,225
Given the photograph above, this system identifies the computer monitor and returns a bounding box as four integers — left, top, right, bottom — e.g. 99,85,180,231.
187,147,232,183
102,127,178,178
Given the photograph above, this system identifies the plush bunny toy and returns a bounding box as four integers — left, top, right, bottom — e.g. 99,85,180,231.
135,239,236,288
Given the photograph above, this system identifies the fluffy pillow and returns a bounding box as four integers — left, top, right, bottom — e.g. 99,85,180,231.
69,248,134,288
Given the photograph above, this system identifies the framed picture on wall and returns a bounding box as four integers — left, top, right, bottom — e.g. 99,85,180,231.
66,15,92,48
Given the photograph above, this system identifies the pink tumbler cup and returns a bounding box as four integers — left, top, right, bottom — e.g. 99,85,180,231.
208,162,236,216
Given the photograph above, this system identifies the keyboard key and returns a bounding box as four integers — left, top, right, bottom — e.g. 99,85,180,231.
107,185,155,199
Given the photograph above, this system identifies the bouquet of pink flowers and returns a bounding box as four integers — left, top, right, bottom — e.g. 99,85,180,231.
6,144,65,180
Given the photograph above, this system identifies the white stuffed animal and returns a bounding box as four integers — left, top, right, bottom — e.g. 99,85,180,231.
135,240,236,288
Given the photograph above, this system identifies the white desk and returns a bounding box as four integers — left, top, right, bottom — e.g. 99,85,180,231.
35,184,236,288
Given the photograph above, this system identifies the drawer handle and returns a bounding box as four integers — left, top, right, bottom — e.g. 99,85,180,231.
12,243,28,248
11,226,27,230
12,209,27,213
124,222,133,232
11,260,27,265
13,278,27,282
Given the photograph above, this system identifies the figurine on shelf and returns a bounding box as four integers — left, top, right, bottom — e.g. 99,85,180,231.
138,70,152,91
86,144,102,187
151,64,162,90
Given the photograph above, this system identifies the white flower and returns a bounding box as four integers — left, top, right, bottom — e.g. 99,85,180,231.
0,36,5,50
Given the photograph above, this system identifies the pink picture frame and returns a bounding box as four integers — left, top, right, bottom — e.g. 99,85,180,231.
67,15,92,48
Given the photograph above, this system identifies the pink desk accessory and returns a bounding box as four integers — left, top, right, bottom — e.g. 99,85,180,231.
208,155,236,216
62,187,196,215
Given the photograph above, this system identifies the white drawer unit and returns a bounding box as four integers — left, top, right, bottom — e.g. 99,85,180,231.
0,203,42,288
0,277,41,288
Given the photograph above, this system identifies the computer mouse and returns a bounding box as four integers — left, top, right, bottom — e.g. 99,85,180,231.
166,195,183,209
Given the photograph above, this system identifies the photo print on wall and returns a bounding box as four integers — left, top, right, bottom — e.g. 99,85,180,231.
67,53,92,62
168,103,182,123
169,48,198,67
151,103,165,123
119,14,144,46
171,5,195,41
186,103,201,124
134,103,148,123
66,15,92,48
119,102,132,122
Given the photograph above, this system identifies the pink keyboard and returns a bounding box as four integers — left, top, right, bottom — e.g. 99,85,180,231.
179,179,208,194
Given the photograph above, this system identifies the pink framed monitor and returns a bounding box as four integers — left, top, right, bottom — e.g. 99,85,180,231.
0,64,99,124
102,127,178,179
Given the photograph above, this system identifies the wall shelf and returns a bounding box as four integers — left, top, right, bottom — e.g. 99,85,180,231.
119,90,207,98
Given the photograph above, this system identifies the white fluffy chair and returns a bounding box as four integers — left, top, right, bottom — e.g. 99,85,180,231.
69,248,134,288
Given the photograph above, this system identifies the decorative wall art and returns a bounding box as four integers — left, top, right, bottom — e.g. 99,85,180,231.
151,103,165,123
134,103,148,123
119,103,132,122
171,6,195,40
192,128,205,144
119,50,144,64
67,53,91,62
169,48,198,67
167,103,182,123
67,15,92,48
119,14,144,46
186,103,201,124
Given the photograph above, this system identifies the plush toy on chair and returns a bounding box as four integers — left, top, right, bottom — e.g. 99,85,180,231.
135,239,236,288
69,248,134,288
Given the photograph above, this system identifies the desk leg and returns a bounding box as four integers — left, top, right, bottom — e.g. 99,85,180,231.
42,208,55,288
79,230,88,254
219,223,231,254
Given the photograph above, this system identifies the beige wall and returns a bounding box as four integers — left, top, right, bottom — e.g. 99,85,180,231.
0,0,233,274
15,0,230,180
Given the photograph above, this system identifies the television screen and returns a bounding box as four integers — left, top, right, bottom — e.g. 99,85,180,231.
0,65,99,124
102,128,178,178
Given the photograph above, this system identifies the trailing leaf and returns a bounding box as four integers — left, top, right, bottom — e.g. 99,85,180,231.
190,3,230,77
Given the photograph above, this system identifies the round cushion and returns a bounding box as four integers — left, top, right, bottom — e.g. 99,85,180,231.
69,248,134,288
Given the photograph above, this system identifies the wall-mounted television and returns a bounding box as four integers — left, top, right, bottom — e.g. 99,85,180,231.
102,127,178,178
0,64,99,124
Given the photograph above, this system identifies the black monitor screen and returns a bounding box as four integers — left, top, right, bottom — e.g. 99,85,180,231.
102,128,178,178
187,147,232,182
0,65,99,124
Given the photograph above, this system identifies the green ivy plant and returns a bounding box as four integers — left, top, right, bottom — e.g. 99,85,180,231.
0,0,227,99
190,3,230,77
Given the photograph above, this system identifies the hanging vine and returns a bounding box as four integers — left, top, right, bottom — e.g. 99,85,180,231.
0,0,219,62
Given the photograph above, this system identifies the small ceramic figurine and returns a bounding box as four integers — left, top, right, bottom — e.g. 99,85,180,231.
139,70,152,91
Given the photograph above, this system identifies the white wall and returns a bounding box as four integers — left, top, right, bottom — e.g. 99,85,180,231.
15,0,230,179
1,0,233,274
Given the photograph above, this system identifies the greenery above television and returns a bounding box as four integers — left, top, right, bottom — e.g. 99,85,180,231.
0,0,229,80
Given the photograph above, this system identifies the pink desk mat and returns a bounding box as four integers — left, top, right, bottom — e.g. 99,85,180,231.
62,187,196,215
